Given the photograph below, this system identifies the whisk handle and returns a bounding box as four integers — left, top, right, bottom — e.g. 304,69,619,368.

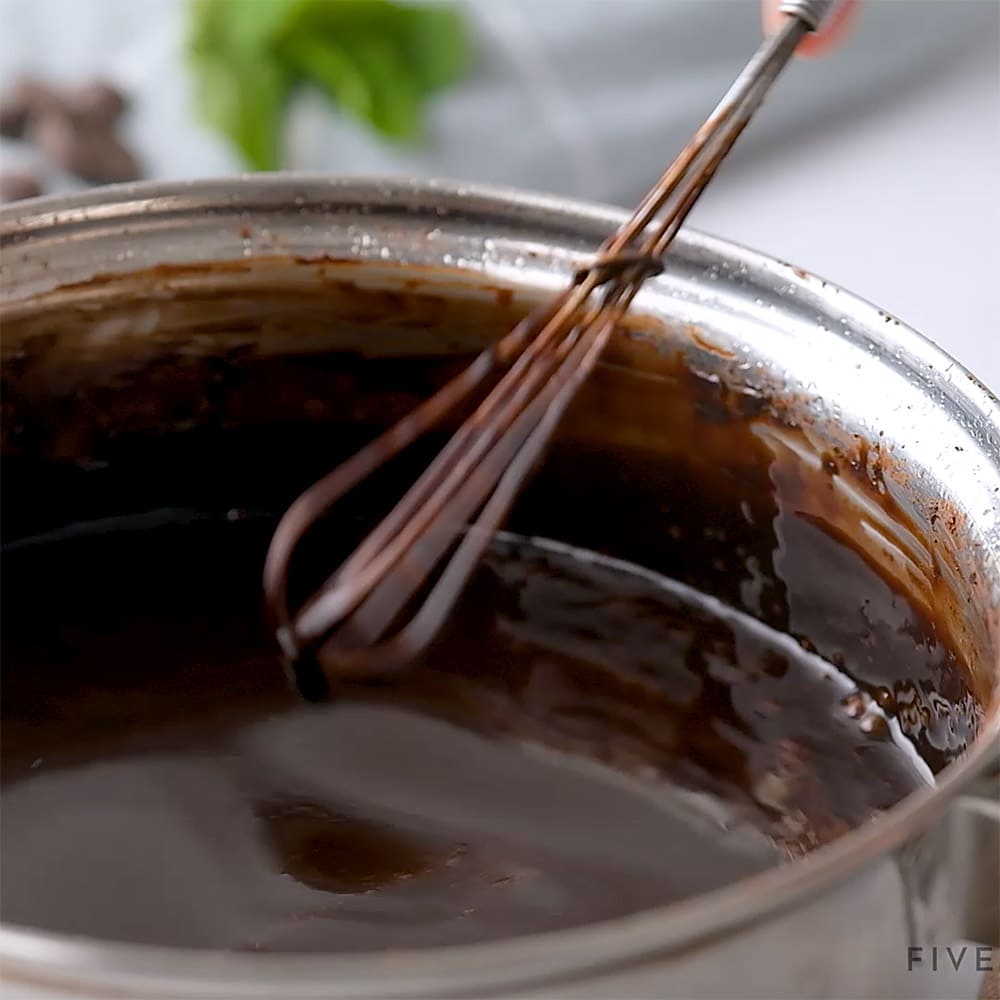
778,0,837,31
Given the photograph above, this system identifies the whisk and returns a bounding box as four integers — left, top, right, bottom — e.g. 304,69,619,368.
264,0,837,696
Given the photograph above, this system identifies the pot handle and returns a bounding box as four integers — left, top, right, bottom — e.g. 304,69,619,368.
948,759,999,946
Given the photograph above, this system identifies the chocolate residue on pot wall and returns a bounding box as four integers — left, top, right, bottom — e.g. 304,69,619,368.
2,261,988,729
0,259,990,951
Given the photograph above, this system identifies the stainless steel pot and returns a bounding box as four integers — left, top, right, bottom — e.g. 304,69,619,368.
1,176,997,1000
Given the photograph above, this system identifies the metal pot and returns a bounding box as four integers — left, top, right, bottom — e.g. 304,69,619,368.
1,177,997,1000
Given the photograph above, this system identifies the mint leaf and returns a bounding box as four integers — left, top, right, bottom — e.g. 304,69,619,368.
186,0,470,169
398,5,468,91
280,35,376,126
188,1,294,170
281,33,422,141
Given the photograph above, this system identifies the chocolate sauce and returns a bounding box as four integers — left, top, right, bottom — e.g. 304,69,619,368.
1,514,936,952
0,271,984,953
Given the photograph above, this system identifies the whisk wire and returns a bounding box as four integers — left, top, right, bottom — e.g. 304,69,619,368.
264,15,814,682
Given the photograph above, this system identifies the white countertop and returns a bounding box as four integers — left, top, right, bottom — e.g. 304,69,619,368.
694,35,1000,394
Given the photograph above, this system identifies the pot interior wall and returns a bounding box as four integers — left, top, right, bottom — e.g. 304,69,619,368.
1,259,991,780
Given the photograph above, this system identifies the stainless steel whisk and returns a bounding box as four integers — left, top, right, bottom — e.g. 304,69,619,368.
264,0,837,696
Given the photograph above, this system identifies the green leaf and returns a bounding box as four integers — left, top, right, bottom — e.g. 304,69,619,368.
351,36,423,139
279,35,376,125
398,5,468,92
188,0,294,169
186,0,471,168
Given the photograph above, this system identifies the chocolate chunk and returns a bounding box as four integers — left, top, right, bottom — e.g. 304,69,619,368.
0,173,43,202
28,112,140,185
68,81,127,124
0,77,63,138
0,94,28,138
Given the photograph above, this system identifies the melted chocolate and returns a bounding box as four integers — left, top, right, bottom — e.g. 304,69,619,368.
0,270,984,953
2,515,935,952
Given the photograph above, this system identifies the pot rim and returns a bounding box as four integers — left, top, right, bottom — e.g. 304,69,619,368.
1,175,998,998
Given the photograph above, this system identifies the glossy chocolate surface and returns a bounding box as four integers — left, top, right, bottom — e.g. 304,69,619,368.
0,268,982,951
